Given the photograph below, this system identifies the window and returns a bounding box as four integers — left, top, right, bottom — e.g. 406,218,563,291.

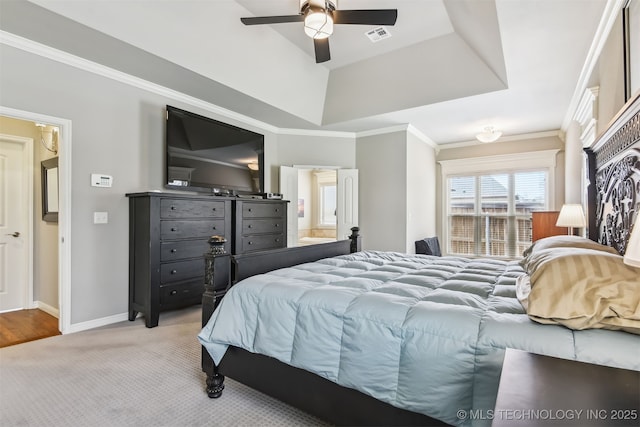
313,170,337,227
448,171,548,258
319,183,337,225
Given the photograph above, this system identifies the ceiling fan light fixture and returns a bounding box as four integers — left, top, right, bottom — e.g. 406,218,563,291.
476,126,502,143
304,9,333,39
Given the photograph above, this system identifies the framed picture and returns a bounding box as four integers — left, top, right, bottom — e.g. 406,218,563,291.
298,198,305,218
41,157,59,222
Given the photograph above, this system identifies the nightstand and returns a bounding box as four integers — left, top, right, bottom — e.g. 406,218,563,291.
492,349,639,426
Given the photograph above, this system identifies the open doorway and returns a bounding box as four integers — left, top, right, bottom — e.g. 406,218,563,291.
297,168,337,246
280,166,358,247
0,106,71,335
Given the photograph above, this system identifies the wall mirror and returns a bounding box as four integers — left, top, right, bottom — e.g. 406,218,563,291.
41,157,59,222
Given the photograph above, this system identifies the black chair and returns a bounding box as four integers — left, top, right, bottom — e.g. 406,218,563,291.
415,236,442,256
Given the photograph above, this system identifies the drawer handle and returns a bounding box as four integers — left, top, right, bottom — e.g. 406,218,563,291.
212,207,216,211
248,241,252,245
247,224,252,228
212,226,217,230
275,238,280,243
275,209,279,213
170,206,177,210
274,223,279,228
171,227,177,232
171,270,177,274
170,249,177,253
248,208,252,212
170,290,177,295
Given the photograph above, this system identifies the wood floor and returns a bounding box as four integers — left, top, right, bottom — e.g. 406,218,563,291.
0,309,60,348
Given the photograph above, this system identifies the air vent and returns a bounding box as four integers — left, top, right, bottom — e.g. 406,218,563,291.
365,26,391,43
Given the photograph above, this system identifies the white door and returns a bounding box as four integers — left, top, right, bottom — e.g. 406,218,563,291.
0,136,33,312
337,169,359,240
279,165,299,247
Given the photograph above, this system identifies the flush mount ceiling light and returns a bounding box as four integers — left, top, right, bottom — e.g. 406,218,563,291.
476,126,502,143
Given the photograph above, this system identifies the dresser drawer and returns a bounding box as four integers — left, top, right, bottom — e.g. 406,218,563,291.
241,202,285,218
160,239,210,262
160,199,225,219
161,219,225,240
241,219,285,235
159,278,203,306
160,259,204,283
239,234,285,253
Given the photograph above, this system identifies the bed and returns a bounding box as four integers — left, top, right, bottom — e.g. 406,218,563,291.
198,92,640,427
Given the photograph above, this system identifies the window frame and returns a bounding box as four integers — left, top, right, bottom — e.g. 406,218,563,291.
313,170,337,229
439,150,559,258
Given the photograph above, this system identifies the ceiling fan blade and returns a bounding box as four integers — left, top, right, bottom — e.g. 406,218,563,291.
240,15,304,25
332,9,398,26
314,38,331,63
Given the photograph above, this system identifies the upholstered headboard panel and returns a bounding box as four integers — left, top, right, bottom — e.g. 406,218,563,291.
586,92,640,255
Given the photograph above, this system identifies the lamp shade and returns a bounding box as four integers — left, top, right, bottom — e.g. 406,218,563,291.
624,223,640,268
556,204,586,227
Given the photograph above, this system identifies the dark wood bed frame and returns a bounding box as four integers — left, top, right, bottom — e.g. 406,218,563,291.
200,93,640,426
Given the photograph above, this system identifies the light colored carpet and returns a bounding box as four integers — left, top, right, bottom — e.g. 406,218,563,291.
0,306,330,427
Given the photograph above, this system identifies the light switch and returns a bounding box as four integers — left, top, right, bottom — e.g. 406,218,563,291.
94,212,108,224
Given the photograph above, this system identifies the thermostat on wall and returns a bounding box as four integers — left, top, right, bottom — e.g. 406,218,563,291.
91,174,113,188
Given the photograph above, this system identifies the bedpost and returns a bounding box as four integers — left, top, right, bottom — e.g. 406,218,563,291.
201,235,231,398
584,148,597,241
349,227,361,253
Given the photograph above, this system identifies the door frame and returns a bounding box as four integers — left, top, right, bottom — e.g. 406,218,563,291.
0,106,72,334
0,134,34,311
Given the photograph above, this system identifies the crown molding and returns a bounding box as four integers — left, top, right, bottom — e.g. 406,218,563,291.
438,130,560,150
561,0,626,132
0,30,282,135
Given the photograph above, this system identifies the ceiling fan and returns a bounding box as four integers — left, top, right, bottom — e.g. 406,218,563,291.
240,0,398,64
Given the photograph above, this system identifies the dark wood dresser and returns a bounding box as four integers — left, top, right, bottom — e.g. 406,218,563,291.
234,199,287,254
127,192,287,327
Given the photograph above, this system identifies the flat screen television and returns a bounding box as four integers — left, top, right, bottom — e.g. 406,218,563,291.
165,105,264,195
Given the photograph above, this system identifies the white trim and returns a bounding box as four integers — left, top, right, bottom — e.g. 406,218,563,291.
561,0,626,132
439,130,560,150
0,30,280,135
0,134,34,311
0,106,72,335
277,127,354,138
65,312,130,334
438,149,560,175
1,30,572,152
574,87,600,147
36,300,59,318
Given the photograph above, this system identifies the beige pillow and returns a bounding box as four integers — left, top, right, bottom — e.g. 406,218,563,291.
521,247,640,334
521,235,619,272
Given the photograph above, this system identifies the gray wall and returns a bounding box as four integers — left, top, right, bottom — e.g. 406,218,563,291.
356,130,437,253
0,45,346,327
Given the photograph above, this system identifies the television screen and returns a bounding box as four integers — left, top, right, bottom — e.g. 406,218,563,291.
165,105,264,195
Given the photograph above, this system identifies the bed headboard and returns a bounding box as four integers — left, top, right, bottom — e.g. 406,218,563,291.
585,91,640,255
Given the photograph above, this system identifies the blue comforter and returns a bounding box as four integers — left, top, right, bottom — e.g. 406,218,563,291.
198,251,640,426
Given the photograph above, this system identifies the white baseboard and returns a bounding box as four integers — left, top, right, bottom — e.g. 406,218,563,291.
35,301,60,318
64,312,130,334
31,302,130,334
